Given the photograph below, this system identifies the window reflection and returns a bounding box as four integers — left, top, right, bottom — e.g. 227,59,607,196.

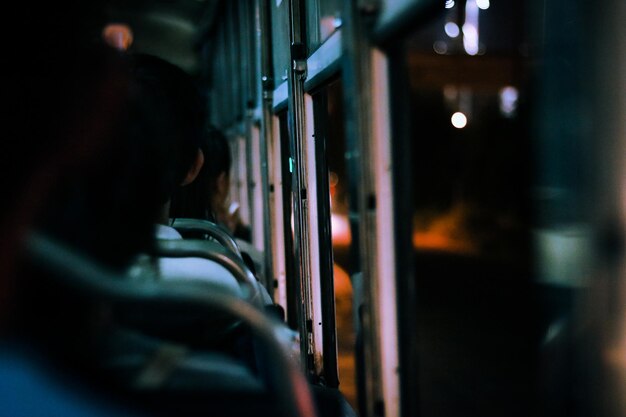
404,3,534,416
306,0,342,53
319,78,357,409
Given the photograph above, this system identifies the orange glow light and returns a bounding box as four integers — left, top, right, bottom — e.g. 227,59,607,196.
102,24,133,51
412,205,477,254
331,213,352,248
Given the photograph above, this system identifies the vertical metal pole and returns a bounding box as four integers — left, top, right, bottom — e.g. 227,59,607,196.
257,0,276,294
287,0,318,376
342,2,378,414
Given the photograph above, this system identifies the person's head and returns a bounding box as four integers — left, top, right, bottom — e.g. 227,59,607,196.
129,53,206,205
170,125,231,220
1,6,205,396
30,53,208,272
2,21,136,356
6,50,210,364
203,126,232,212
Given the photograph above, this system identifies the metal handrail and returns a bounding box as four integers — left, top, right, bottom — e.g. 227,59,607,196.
26,232,317,417
169,218,242,258
154,239,263,308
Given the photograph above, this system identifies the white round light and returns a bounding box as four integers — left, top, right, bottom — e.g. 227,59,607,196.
444,22,460,38
451,112,467,129
476,0,490,9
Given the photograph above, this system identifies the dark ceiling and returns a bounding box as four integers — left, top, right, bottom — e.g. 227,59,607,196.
103,0,220,74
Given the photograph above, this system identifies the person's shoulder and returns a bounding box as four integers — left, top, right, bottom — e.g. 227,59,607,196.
158,257,242,297
154,224,183,240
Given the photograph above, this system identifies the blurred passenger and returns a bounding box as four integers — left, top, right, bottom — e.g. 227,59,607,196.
1,2,154,415
170,126,269,297
10,41,145,359
128,54,271,305
1,4,283,415
171,127,251,242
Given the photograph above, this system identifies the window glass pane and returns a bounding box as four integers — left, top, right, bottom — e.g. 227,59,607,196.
407,3,533,270
402,2,551,416
306,0,342,53
227,4,242,122
271,1,290,86
277,111,298,329
374,0,438,40
400,0,591,413
208,5,243,127
313,79,357,408
241,0,258,108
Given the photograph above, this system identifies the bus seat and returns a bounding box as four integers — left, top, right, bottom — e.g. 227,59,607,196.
234,238,269,293
154,239,264,307
26,232,318,417
169,218,242,258
169,218,272,296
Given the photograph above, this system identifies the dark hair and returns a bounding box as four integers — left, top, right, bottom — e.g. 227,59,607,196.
33,51,146,270
6,38,142,383
170,126,231,220
10,49,210,380
0,5,212,407
129,53,207,204
33,53,208,271
203,126,232,185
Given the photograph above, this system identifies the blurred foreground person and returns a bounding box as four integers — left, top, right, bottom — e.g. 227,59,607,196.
0,2,156,415
171,127,252,242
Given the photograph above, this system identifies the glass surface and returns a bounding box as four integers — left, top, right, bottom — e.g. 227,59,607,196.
277,111,298,330
241,0,258,108
407,3,528,263
398,0,597,414
271,1,290,86
227,3,242,122
208,8,240,127
313,78,357,408
399,2,587,416
376,0,439,35
306,0,342,53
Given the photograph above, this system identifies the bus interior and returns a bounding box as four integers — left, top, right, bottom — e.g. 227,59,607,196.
3,0,626,417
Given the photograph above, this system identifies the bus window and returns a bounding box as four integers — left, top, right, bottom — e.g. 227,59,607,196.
306,0,343,53
401,2,535,416
270,1,290,86
249,123,265,253
310,78,357,407
276,110,299,329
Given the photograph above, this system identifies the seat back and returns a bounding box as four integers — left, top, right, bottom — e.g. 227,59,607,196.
26,232,317,417
170,218,242,258
154,239,263,308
